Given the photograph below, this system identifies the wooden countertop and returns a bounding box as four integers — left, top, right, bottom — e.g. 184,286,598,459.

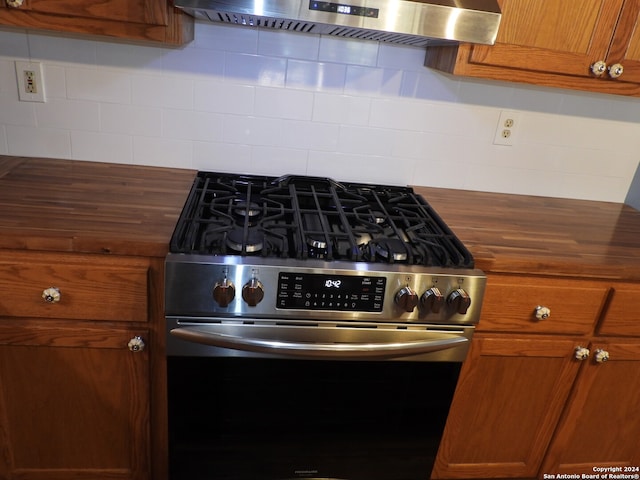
413,186,640,281
2,155,640,280
0,156,195,257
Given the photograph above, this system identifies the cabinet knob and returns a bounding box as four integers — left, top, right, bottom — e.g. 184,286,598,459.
590,60,607,76
608,63,624,79
6,0,24,7
574,346,590,361
128,336,146,352
42,287,61,303
534,305,551,320
594,348,609,363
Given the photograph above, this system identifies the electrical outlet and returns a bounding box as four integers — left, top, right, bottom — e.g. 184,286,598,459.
493,110,520,146
15,61,46,103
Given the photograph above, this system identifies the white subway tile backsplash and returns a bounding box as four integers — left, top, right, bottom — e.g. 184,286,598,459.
132,74,195,109
28,32,97,66
0,28,29,58
101,103,161,136
162,109,224,142
0,94,37,126
0,60,16,96
344,65,402,96
194,81,254,114
161,46,225,78
193,22,259,54
37,99,100,131
133,136,192,167
192,141,252,172
223,115,283,146
95,41,164,73
254,87,314,120
337,125,396,156
281,119,340,151
71,131,132,163
249,145,309,175
1,25,640,203
319,36,379,67
308,150,412,185
7,124,71,158
286,60,346,91
258,30,320,60
312,93,370,125
377,44,426,71
66,67,132,103
42,65,67,100
224,53,286,86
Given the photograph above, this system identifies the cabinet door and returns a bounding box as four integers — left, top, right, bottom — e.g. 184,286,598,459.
0,0,193,45
468,0,622,77
0,324,150,480
424,0,640,96
431,335,582,479
18,0,167,26
541,340,640,475
607,0,640,84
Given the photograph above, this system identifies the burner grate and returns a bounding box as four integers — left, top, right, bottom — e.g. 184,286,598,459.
169,172,474,268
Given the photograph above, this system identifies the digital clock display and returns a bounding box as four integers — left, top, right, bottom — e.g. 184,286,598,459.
277,273,386,312
308,0,379,18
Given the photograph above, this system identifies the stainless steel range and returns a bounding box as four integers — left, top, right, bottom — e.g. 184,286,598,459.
165,171,485,480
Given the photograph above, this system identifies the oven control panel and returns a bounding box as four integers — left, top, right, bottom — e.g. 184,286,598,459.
277,273,386,312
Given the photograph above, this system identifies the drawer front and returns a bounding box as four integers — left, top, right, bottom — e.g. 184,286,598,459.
478,275,609,335
598,284,640,337
0,253,149,322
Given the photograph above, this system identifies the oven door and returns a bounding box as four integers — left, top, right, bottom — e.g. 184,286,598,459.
167,318,474,362
166,318,473,480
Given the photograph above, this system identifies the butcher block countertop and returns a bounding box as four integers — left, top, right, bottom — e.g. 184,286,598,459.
0,156,195,257
2,155,640,281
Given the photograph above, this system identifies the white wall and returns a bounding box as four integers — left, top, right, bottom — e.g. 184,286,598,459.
1,22,640,202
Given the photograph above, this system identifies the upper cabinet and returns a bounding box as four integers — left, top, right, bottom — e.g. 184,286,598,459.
0,0,193,45
425,0,640,96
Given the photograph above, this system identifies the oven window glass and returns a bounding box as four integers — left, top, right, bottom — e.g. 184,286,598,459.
168,356,461,480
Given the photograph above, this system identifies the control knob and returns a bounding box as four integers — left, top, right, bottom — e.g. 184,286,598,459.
212,278,235,307
421,287,444,313
448,288,471,314
395,286,419,313
242,278,265,306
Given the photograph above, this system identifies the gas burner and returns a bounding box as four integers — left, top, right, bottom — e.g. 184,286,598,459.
226,228,264,253
233,200,261,220
373,238,408,262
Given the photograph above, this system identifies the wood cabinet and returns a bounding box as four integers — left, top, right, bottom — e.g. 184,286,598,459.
0,250,164,480
425,0,640,97
433,274,640,479
0,0,193,45
432,335,583,479
541,340,640,475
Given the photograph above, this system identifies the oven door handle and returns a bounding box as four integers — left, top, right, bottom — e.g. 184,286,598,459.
170,325,469,359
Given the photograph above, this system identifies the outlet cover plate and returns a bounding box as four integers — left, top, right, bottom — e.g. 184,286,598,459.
15,61,46,103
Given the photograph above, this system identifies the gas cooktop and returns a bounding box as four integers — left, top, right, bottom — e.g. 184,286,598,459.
170,172,474,269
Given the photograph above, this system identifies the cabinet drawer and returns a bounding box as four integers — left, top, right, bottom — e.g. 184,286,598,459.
0,252,149,322
598,284,640,337
478,275,609,335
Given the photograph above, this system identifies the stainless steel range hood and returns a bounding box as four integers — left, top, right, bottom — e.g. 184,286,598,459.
174,0,501,47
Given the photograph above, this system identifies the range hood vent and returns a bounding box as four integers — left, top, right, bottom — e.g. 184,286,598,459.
175,0,502,47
